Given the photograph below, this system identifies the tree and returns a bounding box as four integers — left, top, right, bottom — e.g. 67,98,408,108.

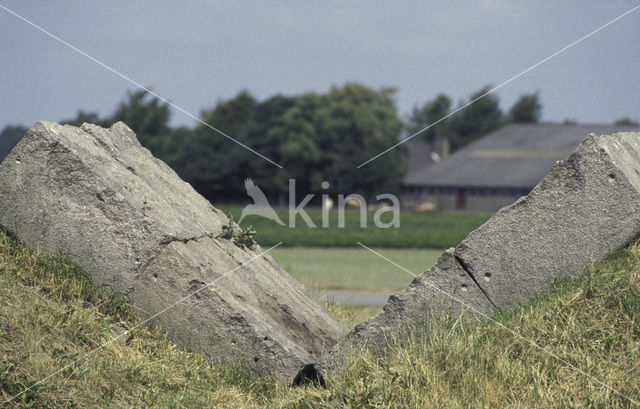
243,94,297,201
174,84,406,202
265,92,323,199
148,126,194,175
509,92,542,123
0,124,28,161
110,90,171,147
183,91,258,200
614,117,639,126
61,110,110,128
199,90,257,139
407,94,452,144
450,86,503,150
309,83,406,198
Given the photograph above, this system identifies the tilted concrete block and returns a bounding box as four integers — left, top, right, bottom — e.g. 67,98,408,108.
0,121,348,383
455,133,640,309
314,132,640,380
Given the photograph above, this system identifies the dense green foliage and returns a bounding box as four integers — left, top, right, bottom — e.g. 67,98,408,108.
221,206,492,248
178,83,407,201
407,88,545,150
614,117,639,126
61,109,111,128
1,229,639,408
508,92,542,123
0,124,27,161
406,93,452,143
449,86,503,150
111,90,171,141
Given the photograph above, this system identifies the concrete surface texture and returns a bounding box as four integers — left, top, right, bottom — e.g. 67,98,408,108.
0,121,349,383
315,131,640,380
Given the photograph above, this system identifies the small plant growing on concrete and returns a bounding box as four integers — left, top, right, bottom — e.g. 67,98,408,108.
214,212,257,250
233,225,257,250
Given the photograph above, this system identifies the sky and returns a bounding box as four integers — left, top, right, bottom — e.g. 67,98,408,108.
1,1,639,134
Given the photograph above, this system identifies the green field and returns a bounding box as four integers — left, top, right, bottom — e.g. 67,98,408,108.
271,247,442,291
220,206,492,248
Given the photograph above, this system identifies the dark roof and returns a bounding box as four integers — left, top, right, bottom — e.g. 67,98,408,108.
403,123,640,189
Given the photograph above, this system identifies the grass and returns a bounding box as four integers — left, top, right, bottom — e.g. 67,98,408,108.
1,229,640,408
220,205,492,248
325,304,382,327
271,247,442,291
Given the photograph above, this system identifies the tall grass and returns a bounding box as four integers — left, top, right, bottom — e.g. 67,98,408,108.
1,229,639,408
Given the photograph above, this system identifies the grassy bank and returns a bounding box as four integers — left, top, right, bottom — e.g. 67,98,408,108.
271,247,442,291
220,205,492,248
1,229,639,408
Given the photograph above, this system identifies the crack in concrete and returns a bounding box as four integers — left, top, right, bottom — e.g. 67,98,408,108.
453,254,499,311
159,232,210,245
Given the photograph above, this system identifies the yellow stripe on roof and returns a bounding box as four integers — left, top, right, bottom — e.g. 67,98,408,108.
470,150,570,159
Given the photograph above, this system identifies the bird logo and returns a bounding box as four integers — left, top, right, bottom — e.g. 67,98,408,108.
238,178,285,226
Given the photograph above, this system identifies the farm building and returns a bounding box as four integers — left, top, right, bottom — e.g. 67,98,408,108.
401,123,640,211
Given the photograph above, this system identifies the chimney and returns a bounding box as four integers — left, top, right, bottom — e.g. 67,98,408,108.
433,137,450,158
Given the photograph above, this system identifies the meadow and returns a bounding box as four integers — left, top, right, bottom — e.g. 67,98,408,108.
220,206,492,248
271,247,442,291
254,208,486,319
1,229,639,408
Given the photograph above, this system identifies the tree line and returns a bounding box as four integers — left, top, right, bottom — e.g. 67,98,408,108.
3,82,630,203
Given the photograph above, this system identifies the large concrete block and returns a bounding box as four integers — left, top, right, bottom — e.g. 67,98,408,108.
315,132,640,379
0,121,348,383
455,133,640,309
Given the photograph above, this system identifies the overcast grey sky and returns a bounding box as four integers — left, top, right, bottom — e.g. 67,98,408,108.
1,1,639,133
